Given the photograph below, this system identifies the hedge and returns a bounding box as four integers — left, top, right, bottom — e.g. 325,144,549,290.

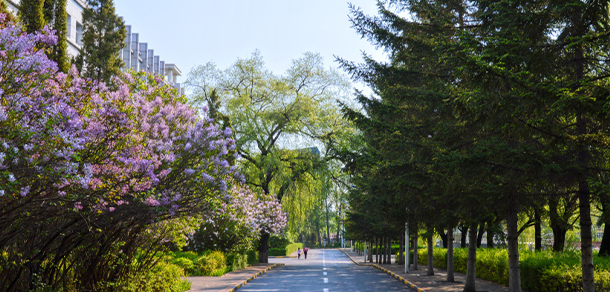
169,250,260,276
286,243,304,256
401,248,610,292
268,243,303,256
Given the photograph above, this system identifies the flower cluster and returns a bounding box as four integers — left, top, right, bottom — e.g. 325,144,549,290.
0,14,253,291
0,14,240,251
188,183,287,253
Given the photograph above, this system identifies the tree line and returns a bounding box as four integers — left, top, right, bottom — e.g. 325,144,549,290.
339,1,610,292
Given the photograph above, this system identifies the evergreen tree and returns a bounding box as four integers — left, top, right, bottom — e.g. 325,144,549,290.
74,0,126,82
18,0,45,33
44,0,69,72
18,0,69,72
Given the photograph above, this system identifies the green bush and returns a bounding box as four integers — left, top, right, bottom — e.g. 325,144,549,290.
269,235,291,249
170,257,196,275
404,248,610,292
268,247,286,256
286,243,303,256
226,253,248,271
247,250,259,265
118,260,191,292
196,251,227,276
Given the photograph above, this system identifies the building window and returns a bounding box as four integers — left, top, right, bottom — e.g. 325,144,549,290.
76,22,83,46
67,14,72,39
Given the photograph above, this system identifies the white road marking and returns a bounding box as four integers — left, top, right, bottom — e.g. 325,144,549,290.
323,278,328,283
324,289,329,292
323,267,327,270
323,272,327,275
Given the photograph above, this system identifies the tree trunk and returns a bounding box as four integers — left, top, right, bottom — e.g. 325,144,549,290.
476,222,485,248
598,196,610,257
486,220,495,248
507,204,522,292
463,222,478,292
580,180,595,292
399,235,404,265
258,231,270,263
439,228,448,248
551,225,567,252
325,201,331,246
381,236,386,265
387,236,392,264
600,222,610,257
535,209,542,251
459,224,468,248
447,225,455,282
316,218,321,247
549,197,570,252
368,240,374,262
413,230,419,270
427,229,434,275
375,237,379,263
336,204,342,244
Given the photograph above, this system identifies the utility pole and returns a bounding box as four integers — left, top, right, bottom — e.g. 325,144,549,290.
405,207,409,274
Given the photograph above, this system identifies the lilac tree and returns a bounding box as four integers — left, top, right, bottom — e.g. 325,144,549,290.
0,15,243,291
188,183,287,253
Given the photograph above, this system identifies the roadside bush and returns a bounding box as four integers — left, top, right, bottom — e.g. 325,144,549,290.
407,248,610,292
119,260,191,292
269,248,286,256
171,257,196,275
268,243,303,256
269,235,291,249
247,250,259,265
196,251,227,276
286,243,303,256
227,253,248,271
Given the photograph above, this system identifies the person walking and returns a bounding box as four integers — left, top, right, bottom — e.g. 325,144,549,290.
304,247,308,259
297,247,301,259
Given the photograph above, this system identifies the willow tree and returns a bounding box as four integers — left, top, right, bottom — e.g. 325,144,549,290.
186,51,352,262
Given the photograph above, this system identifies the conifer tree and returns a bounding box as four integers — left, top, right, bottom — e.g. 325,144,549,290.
19,0,45,33
43,0,69,72
74,0,126,82
18,0,69,72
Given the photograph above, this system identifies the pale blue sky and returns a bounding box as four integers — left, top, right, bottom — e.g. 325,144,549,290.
114,1,386,89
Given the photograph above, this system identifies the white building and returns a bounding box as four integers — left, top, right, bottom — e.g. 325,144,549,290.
8,0,85,57
6,0,182,94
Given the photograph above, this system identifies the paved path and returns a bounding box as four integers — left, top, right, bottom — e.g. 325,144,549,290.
188,263,276,292
240,249,414,292
341,248,512,292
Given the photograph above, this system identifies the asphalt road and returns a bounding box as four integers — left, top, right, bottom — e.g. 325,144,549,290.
239,249,415,292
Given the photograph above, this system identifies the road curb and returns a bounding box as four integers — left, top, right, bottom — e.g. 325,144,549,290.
227,263,285,292
339,249,426,292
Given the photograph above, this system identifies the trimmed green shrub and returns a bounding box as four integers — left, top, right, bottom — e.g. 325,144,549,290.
268,248,286,256
197,251,227,276
269,235,291,249
170,257,196,275
247,250,259,265
404,248,610,292
118,260,191,292
226,253,248,271
286,243,303,256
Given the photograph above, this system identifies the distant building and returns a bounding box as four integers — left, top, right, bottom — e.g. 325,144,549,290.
6,0,183,95
121,25,183,95
7,0,86,58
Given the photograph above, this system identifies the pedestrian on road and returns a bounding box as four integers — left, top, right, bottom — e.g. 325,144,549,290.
304,247,308,259
297,247,301,259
